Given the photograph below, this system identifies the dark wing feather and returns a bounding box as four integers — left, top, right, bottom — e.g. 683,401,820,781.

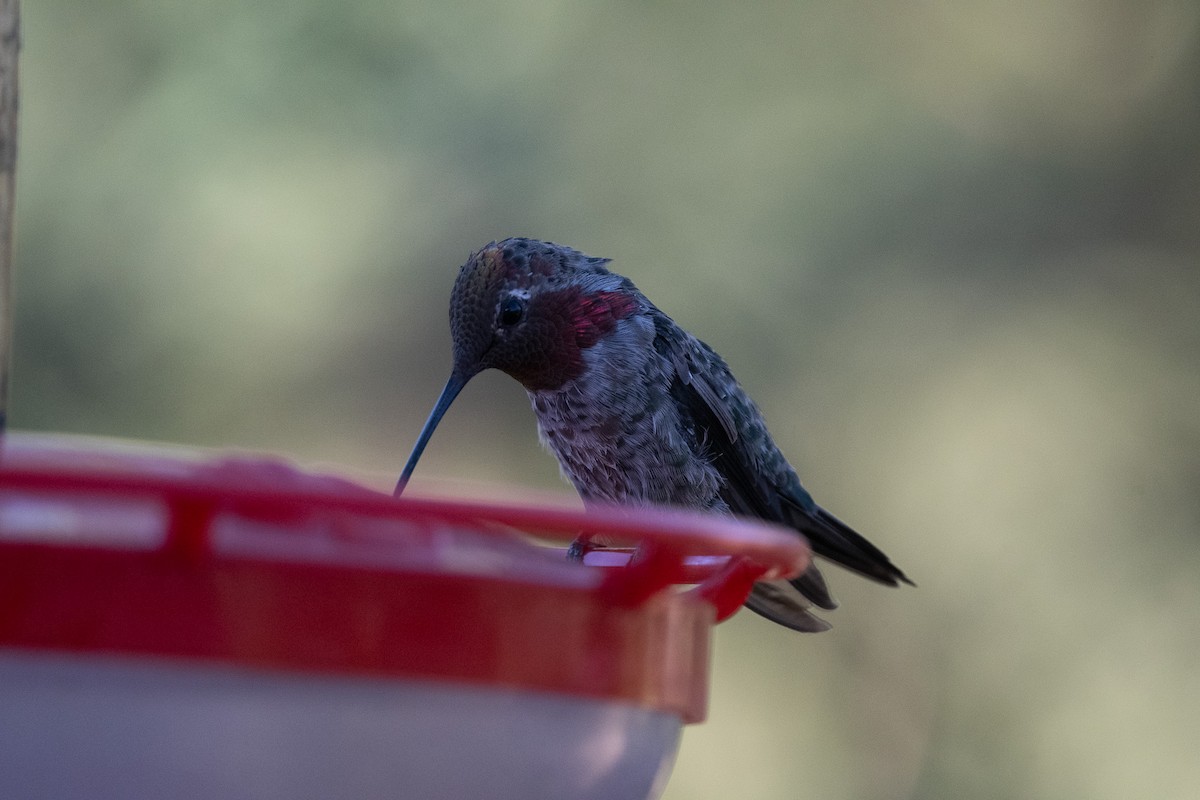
777,496,915,587
653,314,911,631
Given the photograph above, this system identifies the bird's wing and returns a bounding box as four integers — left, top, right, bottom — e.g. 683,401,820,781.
652,314,911,626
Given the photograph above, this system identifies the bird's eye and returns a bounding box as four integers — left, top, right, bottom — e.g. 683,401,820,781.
498,296,525,327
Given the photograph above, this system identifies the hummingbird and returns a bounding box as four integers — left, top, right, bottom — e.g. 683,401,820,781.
396,238,912,632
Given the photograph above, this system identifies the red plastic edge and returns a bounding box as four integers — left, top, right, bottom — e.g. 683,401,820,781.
0,436,812,724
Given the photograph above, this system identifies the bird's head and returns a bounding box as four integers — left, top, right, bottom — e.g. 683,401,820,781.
449,238,638,391
396,238,640,494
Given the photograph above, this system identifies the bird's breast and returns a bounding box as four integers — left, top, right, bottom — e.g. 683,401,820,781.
527,351,724,509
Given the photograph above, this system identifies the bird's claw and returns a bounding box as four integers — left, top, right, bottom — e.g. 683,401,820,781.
566,536,593,562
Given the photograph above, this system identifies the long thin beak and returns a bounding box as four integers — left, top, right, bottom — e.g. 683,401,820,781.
394,371,471,497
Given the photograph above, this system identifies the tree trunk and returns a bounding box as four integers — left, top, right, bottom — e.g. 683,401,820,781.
0,0,18,434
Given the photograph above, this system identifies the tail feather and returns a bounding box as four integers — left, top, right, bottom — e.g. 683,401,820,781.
745,580,832,633
790,562,839,610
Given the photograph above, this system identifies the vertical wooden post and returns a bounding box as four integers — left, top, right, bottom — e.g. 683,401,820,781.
0,1,17,434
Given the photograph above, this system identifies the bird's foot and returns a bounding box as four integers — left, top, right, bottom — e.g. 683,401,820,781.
566,536,594,562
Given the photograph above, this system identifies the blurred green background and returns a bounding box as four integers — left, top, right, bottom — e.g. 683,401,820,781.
12,2,1200,798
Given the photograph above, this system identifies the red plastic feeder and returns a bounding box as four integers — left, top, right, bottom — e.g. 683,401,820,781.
0,434,809,799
